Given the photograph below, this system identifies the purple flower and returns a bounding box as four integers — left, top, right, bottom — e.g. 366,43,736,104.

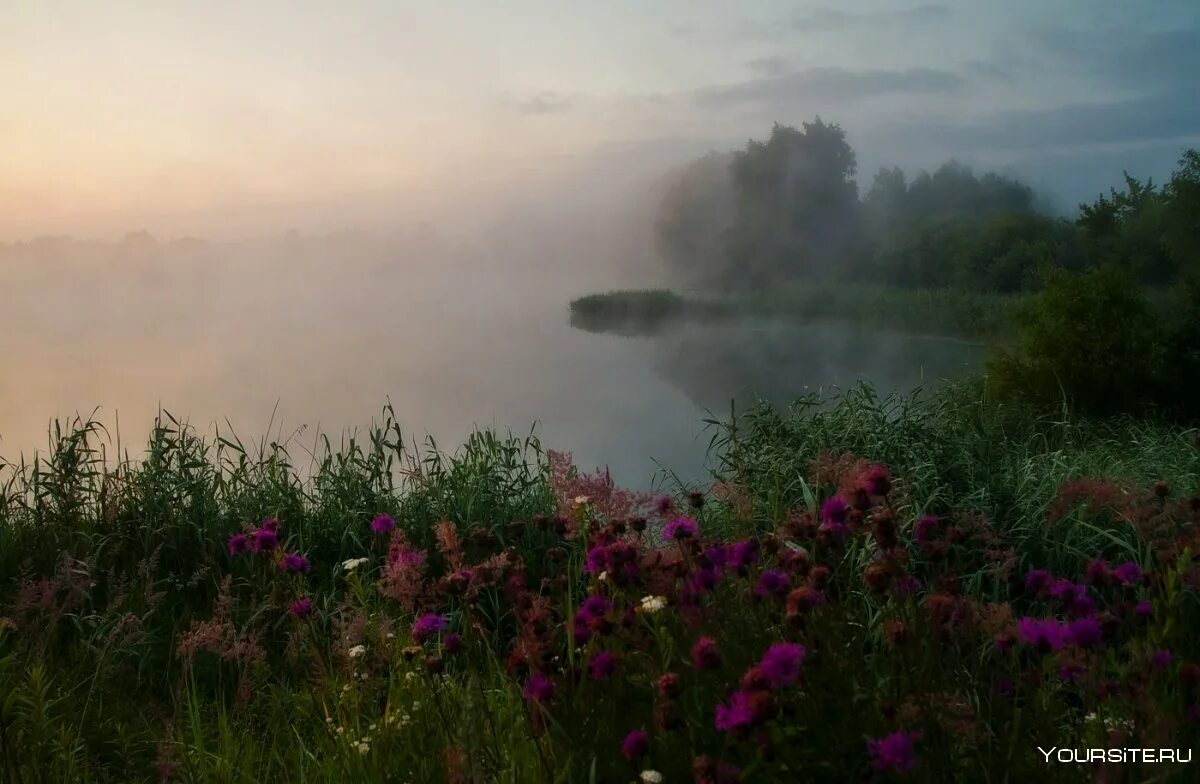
914,515,938,544
663,516,699,542
260,517,282,534
820,497,848,526
654,495,676,516
370,514,396,536
691,636,721,670
442,633,463,655
1025,569,1052,594
1049,580,1094,617
862,465,892,496
691,566,721,593
1016,617,1068,652
588,650,618,681
250,528,279,553
621,729,649,760
755,570,790,598
1066,617,1103,648
1152,649,1174,668
714,690,759,732
412,613,448,643
522,672,555,704
704,545,729,570
288,597,313,617
579,594,612,619
893,574,922,598
227,533,250,557
1113,561,1142,586
585,545,608,574
758,642,806,687
727,540,759,572
1134,600,1154,618
279,552,311,574
867,730,920,773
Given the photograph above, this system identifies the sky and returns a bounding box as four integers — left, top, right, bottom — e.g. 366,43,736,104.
3,0,1199,239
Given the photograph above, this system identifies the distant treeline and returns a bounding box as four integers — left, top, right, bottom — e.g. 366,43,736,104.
656,119,1199,292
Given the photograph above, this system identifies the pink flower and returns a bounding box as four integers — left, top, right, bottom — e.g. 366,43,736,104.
714,689,763,732
758,642,806,687
755,570,790,599
1016,617,1067,652
621,729,649,760
914,514,939,543
1066,617,1102,648
820,497,848,526
1112,561,1142,586
663,516,698,542
260,517,282,533
412,613,448,642
691,636,721,670
227,533,250,557
370,514,396,536
522,672,555,704
250,528,279,553
288,597,313,617
279,552,311,574
868,730,920,773
588,650,618,681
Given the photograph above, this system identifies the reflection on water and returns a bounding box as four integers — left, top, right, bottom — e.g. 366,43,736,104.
1,238,981,489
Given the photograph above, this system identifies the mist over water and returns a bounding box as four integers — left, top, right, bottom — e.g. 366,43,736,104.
2,218,980,489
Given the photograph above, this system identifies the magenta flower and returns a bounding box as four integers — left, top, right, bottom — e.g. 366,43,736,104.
621,729,649,760
654,495,676,516
227,533,250,557
758,642,806,687
755,570,790,598
820,497,848,526
691,636,721,670
288,597,313,617
1025,568,1052,593
1134,600,1154,618
279,552,311,574
522,672,555,704
862,465,892,496
442,633,463,655
250,528,279,553
663,516,698,542
1066,617,1103,648
727,540,759,572
370,514,396,536
260,517,282,534
412,613,449,642
868,730,920,773
1016,617,1068,652
1113,561,1142,586
714,690,759,731
588,650,618,681
913,515,938,543
1152,649,1174,668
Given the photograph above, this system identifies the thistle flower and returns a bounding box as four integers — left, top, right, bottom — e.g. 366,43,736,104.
588,650,618,681
1016,617,1067,652
663,516,698,542
1112,561,1142,586
691,636,721,670
522,672,555,704
412,613,448,643
1133,600,1154,618
1025,569,1052,594
727,539,759,573
654,495,676,516
715,689,769,732
1066,617,1103,648
442,633,463,655
227,533,250,557
279,552,310,574
755,570,790,598
861,465,892,496
914,514,939,544
622,729,649,760
370,514,396,536
288,597,313,617
250,528,279,553
867,729,919,773
820,497,848,526
260,517,282,534
758,642,806,687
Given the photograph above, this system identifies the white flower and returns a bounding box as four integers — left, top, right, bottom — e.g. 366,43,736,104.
368,723,377,731
355,740,370,755
639,595,667,614
348,644,367,659
342,557,370,573
405,671,418,682
574,495,590,506
597,570,608,582
640,771,664,783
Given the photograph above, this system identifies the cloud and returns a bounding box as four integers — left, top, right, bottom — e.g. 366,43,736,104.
791,4,952,32
500,91,575,115
693,66,966,108
744,56,790,77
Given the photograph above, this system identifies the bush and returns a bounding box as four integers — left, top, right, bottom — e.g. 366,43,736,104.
988,264,1163,416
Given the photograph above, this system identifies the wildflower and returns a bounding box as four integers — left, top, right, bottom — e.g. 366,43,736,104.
412,613,448,643
640,771,664,784
693,756,742,783
755,570,790,598
342,557,369,572
786,586,826,618
227,533,250,556
588,650,618,681
1152,649,1174,668
1066,617,1103,648
522,672,555,704
715,689,769,732
657,672,682,698
893,573,921,598
913,514,939,544
348,644,366,659
1025,568,1053,594
691,636,721,670
867,729,919,773
288,597,313,617
370,514,396,536
688,490,705,509
820,497,848,526
758,642,806,687
355,740,370,755
861,465,892,496
279,552,310,574
1112,561,1142,586
573,495,590,506
727,539,759,573
640,595,667,614
1016,617,1067,653
250,528,279,553
1133,600,1154,618
654,495,676,516
622,729,650,760
1084,559,1110,585
663,516,698,542
442,633,463,655
260,517,282,534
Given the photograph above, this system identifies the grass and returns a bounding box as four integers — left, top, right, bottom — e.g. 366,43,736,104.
569,283,1024,342
1,387,1199,781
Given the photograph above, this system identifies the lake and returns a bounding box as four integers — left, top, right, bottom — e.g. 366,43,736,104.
0,235,982,489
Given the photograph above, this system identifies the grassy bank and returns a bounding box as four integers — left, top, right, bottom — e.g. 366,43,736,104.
1,388,1199,781
569,284,1023,342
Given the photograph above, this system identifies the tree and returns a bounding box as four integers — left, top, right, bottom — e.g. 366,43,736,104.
654,152,736,287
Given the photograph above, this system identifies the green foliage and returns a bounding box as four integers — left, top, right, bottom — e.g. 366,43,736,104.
988,265,1163,416
654,152,736,287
